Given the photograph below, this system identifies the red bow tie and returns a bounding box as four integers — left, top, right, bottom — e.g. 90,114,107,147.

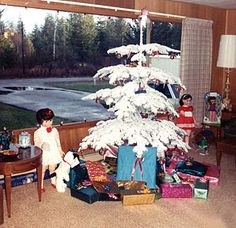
46,127,52,133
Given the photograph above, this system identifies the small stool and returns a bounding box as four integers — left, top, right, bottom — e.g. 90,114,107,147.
216,138,236,168
0,185,3,225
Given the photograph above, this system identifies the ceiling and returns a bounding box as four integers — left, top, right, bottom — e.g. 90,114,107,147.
170,0,236,9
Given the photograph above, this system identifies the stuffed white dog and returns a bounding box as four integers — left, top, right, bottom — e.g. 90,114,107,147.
52,151,80,193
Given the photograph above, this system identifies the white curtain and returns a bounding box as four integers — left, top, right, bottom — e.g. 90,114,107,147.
180,17,213,124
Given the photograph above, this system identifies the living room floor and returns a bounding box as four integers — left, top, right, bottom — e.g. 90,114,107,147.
1,145,236,228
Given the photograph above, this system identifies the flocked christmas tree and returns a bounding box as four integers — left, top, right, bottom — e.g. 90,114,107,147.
79,11,188,159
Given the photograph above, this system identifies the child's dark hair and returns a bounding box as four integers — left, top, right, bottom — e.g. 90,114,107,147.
179,94,192,106
36,108,54,125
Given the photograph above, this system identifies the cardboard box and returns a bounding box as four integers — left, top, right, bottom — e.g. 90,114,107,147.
193,178,209,199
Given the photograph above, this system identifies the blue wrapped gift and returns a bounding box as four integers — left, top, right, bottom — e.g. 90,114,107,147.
116,146,157,189
71,186,100,204
68,160,89,188
175,160,208,177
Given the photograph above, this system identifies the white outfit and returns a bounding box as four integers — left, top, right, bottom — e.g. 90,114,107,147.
34,126,62,166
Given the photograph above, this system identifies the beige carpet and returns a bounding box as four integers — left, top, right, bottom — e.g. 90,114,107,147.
2,145,236,228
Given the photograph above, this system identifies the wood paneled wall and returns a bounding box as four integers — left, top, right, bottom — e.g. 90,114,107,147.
225,9,236,110
1,0,236,108
12,120,98,152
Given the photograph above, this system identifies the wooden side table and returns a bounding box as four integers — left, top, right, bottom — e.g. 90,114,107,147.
216,138,236,168
0,146,42,218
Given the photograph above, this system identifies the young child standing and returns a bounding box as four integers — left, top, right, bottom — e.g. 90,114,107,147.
176,94,196,148
34,108,64,192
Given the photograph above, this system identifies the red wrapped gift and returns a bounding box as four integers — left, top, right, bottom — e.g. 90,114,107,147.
161,183,193,198
86,161,110,182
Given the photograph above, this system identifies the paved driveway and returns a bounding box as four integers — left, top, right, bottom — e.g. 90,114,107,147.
0,77,110,122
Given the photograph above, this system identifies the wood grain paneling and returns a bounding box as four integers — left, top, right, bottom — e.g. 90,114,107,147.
12,120,98,152
225,9,236,108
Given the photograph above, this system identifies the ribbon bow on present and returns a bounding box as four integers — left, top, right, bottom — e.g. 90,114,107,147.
131,157,144,181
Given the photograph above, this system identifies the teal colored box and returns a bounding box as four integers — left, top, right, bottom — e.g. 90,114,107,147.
193,178,209,199
116,146,157,189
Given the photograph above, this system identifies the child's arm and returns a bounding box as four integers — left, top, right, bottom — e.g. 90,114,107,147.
54,129,65,157
34,130,43,148
178,107,185,116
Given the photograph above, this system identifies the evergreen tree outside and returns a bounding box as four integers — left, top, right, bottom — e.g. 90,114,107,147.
151,20,181,50
0,10,181,78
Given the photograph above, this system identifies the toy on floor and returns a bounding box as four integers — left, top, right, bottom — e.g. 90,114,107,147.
198,137,208,155
51,151,80,192
193,129,214,155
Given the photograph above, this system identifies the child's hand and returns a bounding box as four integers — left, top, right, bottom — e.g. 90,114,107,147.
180,110,185,116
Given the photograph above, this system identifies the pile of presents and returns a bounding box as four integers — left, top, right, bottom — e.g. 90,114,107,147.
68,145,220,205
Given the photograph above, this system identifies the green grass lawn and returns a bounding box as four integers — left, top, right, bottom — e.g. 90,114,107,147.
0,81,111,130
0,103,66,131
50,81,113,93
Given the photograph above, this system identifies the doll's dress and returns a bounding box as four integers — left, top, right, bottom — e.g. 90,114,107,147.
34,126,62,166
176,106,195,130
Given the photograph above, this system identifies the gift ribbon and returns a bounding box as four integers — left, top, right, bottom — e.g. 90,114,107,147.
131,158,143,181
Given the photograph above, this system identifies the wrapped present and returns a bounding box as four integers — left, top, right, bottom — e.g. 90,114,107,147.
175,160,208,177
176,163,220,186
104,157,117,167
71,184,121,203
116,180,146,190
170,170,182,183
92,181,120,194
93,181,121,201
99,192,121,201
161,183,192,198
203,163,220,185
121,189,156,206
116,146,157,189
67,160,89,188
86,160,110,182
104,157,117,174
70,186,100,204
193,178,209,199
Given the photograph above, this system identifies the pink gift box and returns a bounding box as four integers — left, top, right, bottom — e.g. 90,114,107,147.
177,163,220,186
161,183,192,198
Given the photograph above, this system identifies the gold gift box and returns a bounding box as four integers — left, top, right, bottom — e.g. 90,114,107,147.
122,193,155,206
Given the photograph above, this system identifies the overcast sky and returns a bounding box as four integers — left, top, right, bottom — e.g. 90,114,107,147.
0,5,68,33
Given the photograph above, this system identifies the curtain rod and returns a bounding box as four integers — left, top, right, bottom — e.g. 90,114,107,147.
42,0,186,20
